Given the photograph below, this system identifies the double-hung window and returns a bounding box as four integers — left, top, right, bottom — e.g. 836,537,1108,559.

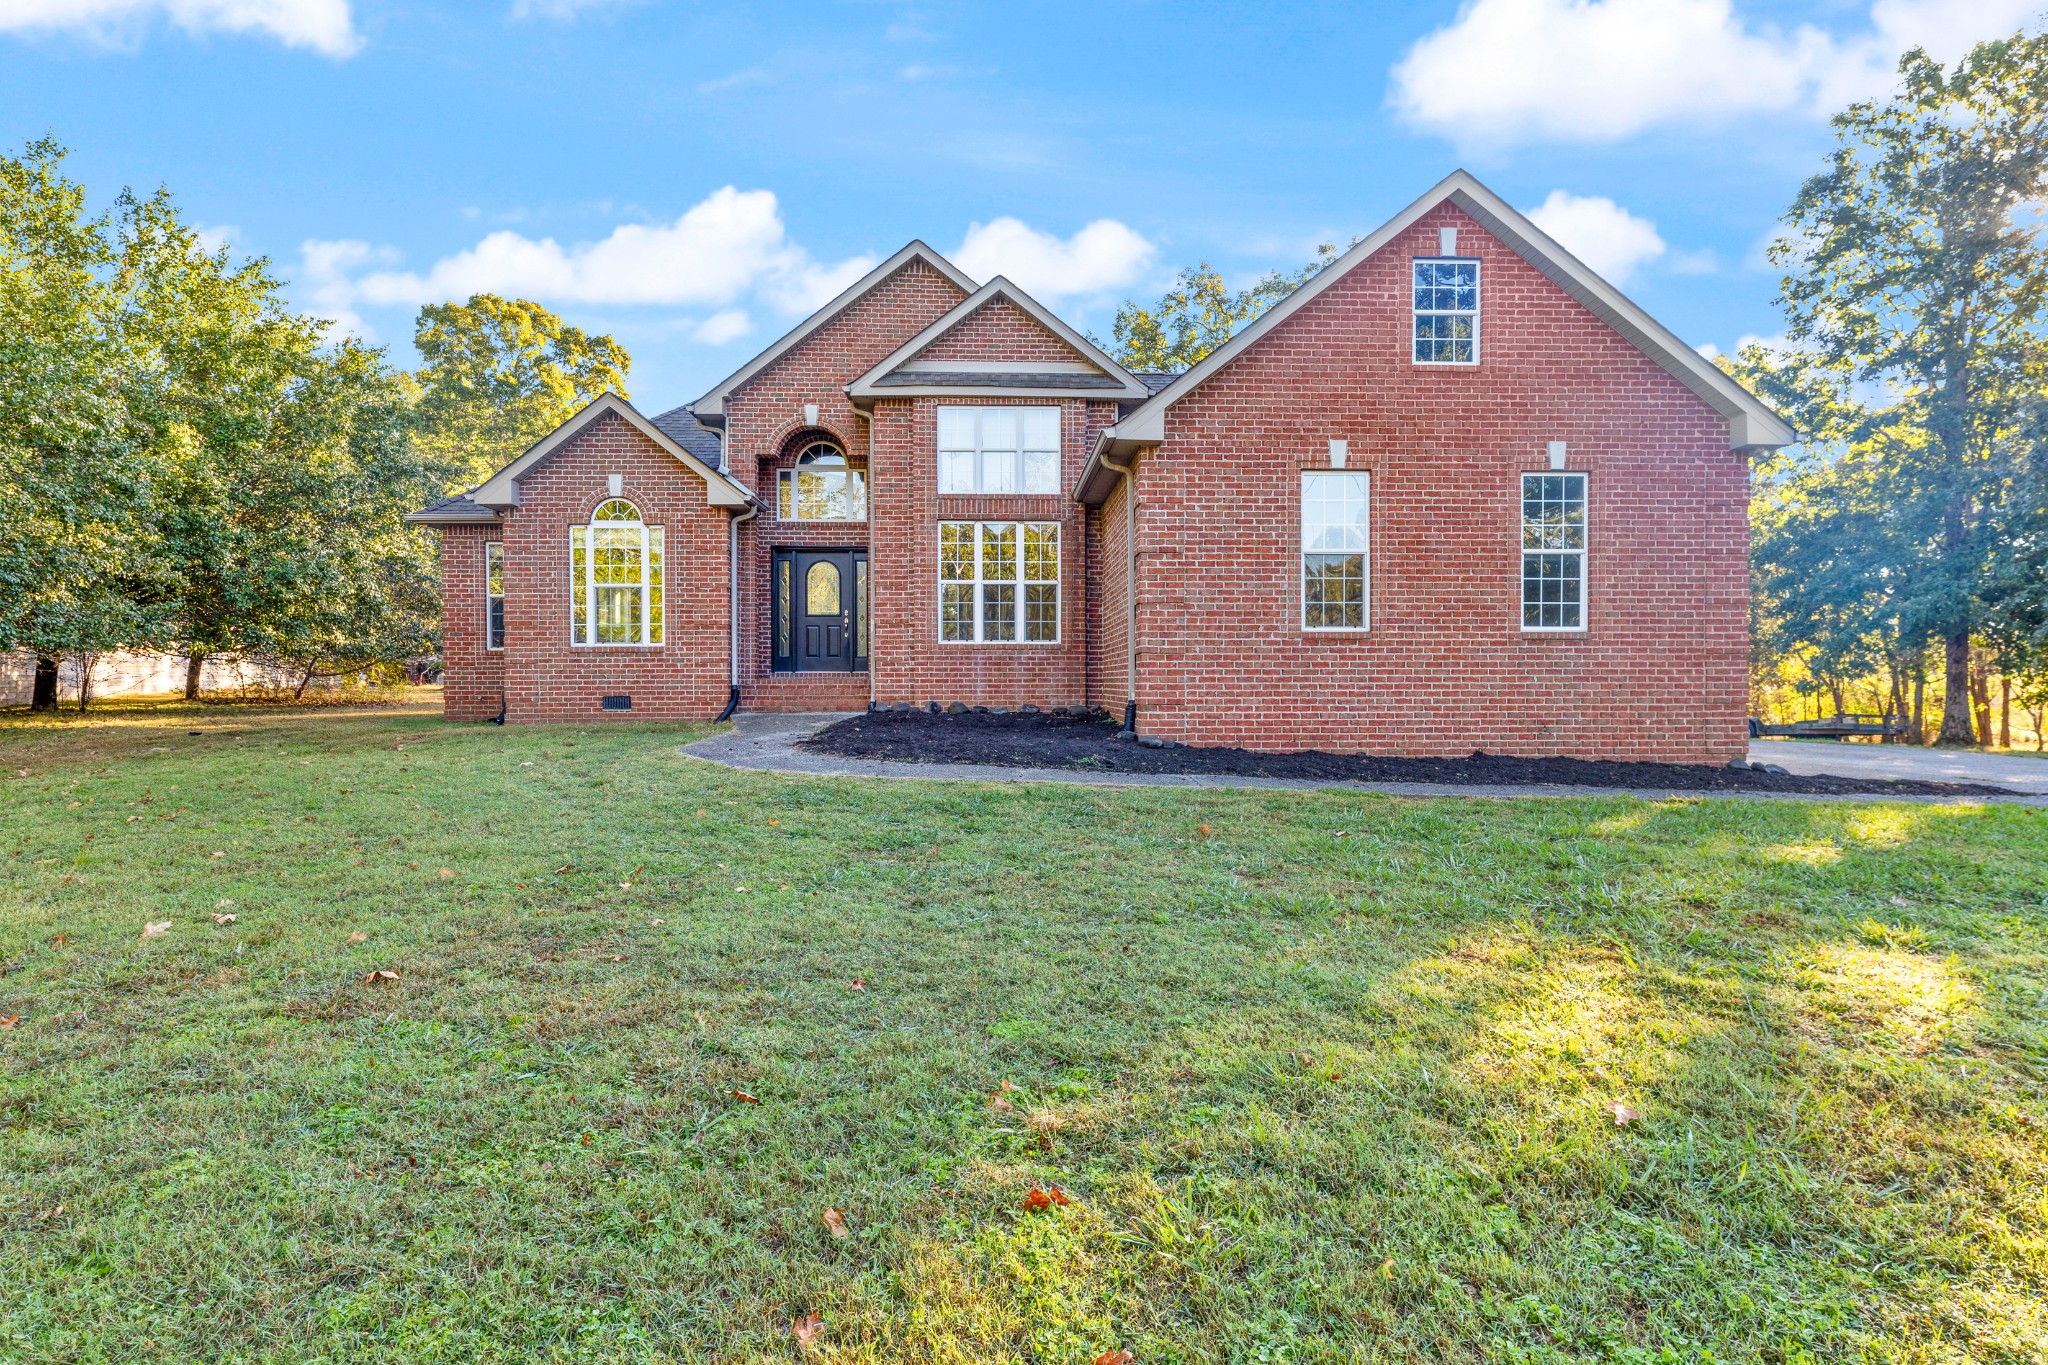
569,498,664,645
1413,258,1479,364
937,407,1061,495
939,521,1059,642
1302,471,1370,630
1521,473,1587,630
777,443,867,521
484,541,505,650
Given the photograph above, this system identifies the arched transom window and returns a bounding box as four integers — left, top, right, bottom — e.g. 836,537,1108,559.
777,442,867,522
570,498,664,645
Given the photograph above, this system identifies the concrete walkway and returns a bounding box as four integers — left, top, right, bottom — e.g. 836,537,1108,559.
681,713,2044,804
1750,738,2048,795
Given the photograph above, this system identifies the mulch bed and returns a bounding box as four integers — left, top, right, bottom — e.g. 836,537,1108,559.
800,708,2019,797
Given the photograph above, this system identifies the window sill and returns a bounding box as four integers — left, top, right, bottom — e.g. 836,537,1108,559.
937,639,1063,647
570,643,667,649
1519,626,1588,636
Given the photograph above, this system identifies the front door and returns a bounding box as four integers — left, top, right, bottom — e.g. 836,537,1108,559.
774,550,868,672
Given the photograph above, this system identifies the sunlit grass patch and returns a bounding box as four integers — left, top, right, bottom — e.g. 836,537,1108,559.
1788,940,1978,1053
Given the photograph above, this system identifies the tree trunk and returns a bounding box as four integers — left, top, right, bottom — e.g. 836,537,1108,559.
1937,631,1976,745
2032,705,2046,752
184,652,206,701
1969,653,1993,746
295,664,315,700
29,654,59,712
1829,678,1846,719
2001,676,2012,750
1911,668,1926,744
73,653,96,714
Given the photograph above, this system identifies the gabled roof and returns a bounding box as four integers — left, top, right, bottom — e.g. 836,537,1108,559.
689,241,979,425
845,277,1152,407
649,404,725,470
1075,169,1795,503
463,392,753,511
406,492,498,526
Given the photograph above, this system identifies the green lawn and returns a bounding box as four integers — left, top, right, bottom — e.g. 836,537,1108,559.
2,697,2044,1364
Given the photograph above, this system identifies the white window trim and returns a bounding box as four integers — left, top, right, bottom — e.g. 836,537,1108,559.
776,445,867,522
1300,470,1371,633
570,500,665,648
1412,256,1481,368
936,405,1063,496
484,540,505,651
1519,471,1588,634
937,520,1061,645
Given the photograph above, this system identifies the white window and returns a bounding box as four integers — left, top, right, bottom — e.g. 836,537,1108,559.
1521,473,1586,631
569,498,664,646
485,541,505,650
1413,258,1479,365
1302,471,1370,631
938,521,1059,643
777,443,867,521
937,406,1061,495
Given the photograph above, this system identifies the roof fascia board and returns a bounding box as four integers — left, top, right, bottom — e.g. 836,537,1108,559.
690,241,978,422
1110,169,1793,451
863,383,1135,400
470,393,753,509
405,509,499,526
846,277,1150,404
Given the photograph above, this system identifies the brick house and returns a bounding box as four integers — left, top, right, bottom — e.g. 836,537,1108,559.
410,170,1792,763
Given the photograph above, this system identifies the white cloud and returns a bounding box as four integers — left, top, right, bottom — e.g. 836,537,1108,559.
296,186,878,343
691,309,752,345
1525,190,1667,283
1390,0,2042,146
952,217,1156,298
0,0,357,54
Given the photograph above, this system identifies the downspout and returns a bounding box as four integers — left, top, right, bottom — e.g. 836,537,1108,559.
854,404,878,712
1102,448,1139,736
720,470,760,724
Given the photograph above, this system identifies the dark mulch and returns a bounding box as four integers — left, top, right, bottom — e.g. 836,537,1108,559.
800,708,2020,797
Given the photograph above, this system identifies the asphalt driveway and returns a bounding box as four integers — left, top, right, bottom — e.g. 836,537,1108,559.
1751,739,2048,795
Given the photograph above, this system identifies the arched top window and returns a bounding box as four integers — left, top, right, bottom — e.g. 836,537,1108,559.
779,442,867,522
570,499,663,646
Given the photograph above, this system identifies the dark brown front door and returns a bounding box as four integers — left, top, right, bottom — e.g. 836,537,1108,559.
774,550,867,672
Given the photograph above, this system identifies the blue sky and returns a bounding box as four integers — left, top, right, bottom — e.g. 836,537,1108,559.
1,0,2036,402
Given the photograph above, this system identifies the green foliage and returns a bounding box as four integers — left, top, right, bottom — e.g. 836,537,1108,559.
1108,243,1346,373
0,138,441,699
2,702,2045,1360
1760,33,2048,742
408,293,630,487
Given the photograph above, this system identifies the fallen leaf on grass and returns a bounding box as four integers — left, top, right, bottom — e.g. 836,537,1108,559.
822,1207,850,1239
791,1312,824,1348
1198,823,1211,838
50,934,67,947
726,1089,760,1104
141,921,171,939
437,868,453,879
0,1015,19,1030
555,863,572,874
211,913,237,925
1022,1187,1072,1211
209,850,225,859
847,978,866,992
609,954,627,963
1608,1101,1639,1126
767,818,781,827
1093,1351,1136,1365
363,969,400,984
647,918,664,927
347,931,366,944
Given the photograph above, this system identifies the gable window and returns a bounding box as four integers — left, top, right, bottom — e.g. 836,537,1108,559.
569,498,664,646
937,407,1061,495
484,541,505,650
1413,258,1479,365
777,443,867,521
1521,473,1586,631
1302,471,1370,630
939,521,1059,642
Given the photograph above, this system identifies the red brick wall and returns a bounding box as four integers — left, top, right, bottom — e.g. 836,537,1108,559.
724,258,968,699
492,411,732,722
911,296,1077,365
1084,463,1134,713
436,523,505,721
869,397,1121,710
1132,203,1751,762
